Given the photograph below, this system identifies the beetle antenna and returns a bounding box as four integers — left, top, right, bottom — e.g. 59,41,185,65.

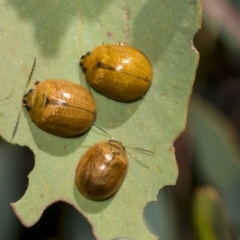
92,123,154,156
25,57,36,90
125,150,149,168
11,58,36,142
92,123,113,139
124,145,155,156
92,124,154,156
11,108,23,142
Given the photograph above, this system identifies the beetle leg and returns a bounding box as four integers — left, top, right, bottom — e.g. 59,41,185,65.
34,80,40,85
25,104,32,111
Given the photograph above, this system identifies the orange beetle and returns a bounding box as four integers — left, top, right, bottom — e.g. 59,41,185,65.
23,79,96,137
80,44,153,102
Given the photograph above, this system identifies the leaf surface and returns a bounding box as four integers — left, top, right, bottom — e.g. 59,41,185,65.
0,1,201,239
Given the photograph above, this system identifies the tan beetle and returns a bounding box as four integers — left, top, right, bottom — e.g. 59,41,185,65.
75,139,128,201
11,59,97,138
75,127,154,201
23,79,96,137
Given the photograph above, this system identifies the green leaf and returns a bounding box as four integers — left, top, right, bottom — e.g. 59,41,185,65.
0,1,201,239
189,95,240,238
192,186,234,240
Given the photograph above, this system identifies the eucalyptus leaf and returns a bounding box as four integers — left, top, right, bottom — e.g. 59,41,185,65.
0,0,201,239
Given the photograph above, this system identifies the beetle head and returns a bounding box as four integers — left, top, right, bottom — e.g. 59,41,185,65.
22,89,34,111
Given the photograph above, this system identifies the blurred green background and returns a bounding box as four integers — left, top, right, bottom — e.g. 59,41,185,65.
1,0,240,239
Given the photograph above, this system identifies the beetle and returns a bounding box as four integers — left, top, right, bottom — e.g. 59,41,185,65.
80,43,153,102
75,139,128,201
23,79,96,137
